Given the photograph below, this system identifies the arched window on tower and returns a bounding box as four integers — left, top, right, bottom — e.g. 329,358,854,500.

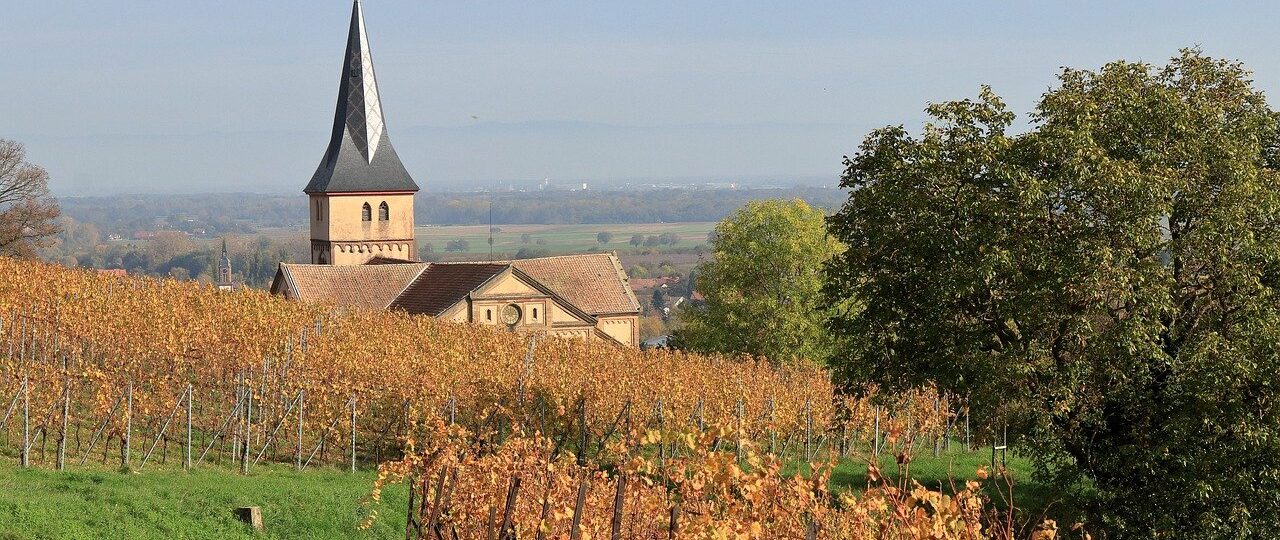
315,200,323,221
362,202,372,222
378,201,389,221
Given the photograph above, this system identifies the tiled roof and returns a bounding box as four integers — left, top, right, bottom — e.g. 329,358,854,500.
390,263,507,316
278,262,427,309
274,253,640,317
510,253,641,315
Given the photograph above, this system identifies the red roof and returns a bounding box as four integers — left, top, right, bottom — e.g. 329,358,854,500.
510,253,640,315
273,253,640,317
389,263,507,316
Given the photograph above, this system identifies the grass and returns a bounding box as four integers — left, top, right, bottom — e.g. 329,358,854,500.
0,445,1074,538
415,222,716,256
0,464,406,540
800,444,1084,528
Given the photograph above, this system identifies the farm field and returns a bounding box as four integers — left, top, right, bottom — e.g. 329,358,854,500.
236,222,715,258
0,449,1052,540
415,222,715,257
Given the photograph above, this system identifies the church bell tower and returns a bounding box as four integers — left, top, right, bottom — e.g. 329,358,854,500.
306,0,420,265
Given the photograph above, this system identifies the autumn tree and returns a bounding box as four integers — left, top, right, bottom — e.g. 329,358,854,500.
0,139,60,257
826,50,1280,537
673,199,842,364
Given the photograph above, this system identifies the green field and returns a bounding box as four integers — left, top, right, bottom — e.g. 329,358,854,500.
416,222,715,257
0,464,407,540
0,446,1064,539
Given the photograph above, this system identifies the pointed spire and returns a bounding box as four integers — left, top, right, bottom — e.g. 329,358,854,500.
217,238,233,288
219,238,231,268
305,0,418,194
341,0,385,163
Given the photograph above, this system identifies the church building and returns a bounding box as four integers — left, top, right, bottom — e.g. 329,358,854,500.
270,1,641,346
215,238,237,291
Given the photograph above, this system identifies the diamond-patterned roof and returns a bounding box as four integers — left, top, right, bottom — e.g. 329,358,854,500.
305,0,418,194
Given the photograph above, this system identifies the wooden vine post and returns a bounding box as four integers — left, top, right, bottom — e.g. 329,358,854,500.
570,471,589,540
610,474,627,540
498,476,521,540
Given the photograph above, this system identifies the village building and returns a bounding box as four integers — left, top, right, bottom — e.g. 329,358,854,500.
270,0,641,346
215,239,238,291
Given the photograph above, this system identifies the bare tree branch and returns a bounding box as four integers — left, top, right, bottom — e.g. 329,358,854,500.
0,139,60,257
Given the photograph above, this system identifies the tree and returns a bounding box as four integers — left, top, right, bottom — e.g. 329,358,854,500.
629,234,644,247
445,239,470,252
596,231,613,244
514,247,550,259
651,288,666,312
0,139,60,257
520,233,532,245
672,199,842,364
825,50,1280,537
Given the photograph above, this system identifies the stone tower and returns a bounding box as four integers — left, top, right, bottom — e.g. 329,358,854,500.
216,238,234,291
306,0,419,266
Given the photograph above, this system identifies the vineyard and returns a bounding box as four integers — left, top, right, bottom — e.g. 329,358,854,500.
0,258,1048,538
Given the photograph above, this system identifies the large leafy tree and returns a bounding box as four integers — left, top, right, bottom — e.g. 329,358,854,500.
674,199,843,364
826,51,1280,537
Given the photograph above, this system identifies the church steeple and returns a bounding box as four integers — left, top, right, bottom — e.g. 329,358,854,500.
305,0,419,266
305,0,419,195
216,238,235,290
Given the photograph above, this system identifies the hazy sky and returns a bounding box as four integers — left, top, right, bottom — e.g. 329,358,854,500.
5,1,1280,196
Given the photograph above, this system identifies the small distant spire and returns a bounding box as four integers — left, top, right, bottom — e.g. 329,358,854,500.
217,238,234,290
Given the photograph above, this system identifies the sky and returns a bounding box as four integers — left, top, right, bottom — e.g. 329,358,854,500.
5,1,1280,196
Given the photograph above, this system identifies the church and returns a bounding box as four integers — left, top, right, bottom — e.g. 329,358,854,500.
270,1,641,346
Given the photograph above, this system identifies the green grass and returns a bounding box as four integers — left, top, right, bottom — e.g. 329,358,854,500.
0,446,1076,538
0,464,406,540
779,443,1080,525
415,222,716,256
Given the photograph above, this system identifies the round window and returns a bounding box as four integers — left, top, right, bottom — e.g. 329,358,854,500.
501,304,522,326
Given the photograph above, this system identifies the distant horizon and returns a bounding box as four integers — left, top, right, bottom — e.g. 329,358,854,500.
8,1,1280,196
47,174,841,199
